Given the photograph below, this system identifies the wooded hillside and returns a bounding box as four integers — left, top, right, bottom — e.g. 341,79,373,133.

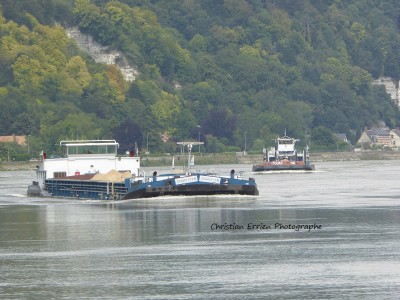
1,0,400,156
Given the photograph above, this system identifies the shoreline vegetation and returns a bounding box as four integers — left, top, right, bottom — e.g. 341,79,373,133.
2,150,400,171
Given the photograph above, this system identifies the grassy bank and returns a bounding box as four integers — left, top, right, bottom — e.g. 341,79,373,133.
0,161,38,171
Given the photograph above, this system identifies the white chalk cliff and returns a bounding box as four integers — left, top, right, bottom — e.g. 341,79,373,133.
66,27,138,82
373,77,399,107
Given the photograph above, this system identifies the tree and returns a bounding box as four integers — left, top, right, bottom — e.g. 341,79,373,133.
73,0,117,45
173,109,197,141
82,72,119,118
151,91,182,132
204,134,226,153
278,32,310,65
112,120,142,153
0,87,25,134
12,54,56,95
202,108,236,141
65,56,91,92
311,126,336,149
41,112,103,149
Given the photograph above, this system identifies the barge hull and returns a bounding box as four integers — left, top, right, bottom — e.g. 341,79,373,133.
44,179,128,200
33,179,258,200
123,183,259,200
252,164,315,172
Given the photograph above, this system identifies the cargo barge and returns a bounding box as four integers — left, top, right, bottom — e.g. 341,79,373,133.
28,140,258,200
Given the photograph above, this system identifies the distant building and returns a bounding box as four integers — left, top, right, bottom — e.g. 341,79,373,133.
390,129,400,148
0,135,26,146
333,133,348,143
356,127,400,149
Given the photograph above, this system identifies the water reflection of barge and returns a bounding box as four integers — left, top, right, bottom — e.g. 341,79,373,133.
27,140,258,200
253,133,315,172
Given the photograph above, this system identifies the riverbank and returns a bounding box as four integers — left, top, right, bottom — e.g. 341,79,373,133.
3,150,400,171
310,150,400,162
141,150,400,166
0,161,38,171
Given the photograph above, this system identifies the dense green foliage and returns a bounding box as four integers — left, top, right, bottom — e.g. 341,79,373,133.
1,0,400,156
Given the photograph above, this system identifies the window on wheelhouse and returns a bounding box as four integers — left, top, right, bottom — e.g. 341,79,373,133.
66,145,117,155
61,141,118,156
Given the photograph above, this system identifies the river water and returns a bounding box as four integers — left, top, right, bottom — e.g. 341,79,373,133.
0,161,399,299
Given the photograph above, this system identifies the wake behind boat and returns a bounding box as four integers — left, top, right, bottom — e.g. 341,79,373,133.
252,133,315,172
27,140,258,200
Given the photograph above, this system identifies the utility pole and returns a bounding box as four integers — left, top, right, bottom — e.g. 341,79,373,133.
197,125,201,153
198,131,201,152
146,132,149,154
244,131,247,155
